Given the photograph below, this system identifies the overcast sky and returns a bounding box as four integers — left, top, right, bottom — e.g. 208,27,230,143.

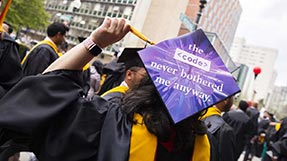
235,0,287,86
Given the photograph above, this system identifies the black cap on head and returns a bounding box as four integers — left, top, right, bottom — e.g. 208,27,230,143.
117,48,145,70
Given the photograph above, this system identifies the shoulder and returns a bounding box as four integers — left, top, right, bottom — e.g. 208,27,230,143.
223,110,249,122
34,44,55,53
28,44,57,59
0,33,18,48
204,115,225,134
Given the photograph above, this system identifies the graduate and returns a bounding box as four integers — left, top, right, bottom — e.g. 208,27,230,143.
263,117,287,161
21,22,69,76
101,48,147,102
223,100,253,160
201,96,236,161
0,0,22,99
96,56,125,95
0,18,217,161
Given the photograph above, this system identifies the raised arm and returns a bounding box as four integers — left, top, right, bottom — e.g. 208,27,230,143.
44,18,130,73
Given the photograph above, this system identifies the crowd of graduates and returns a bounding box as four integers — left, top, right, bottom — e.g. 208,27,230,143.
224,101,287,161
0,0,286,161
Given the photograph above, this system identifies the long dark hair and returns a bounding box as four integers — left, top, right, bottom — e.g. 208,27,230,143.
122,75,207,151
122,75,171,141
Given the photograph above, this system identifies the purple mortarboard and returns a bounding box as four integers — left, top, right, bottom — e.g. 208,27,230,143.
138,29,241,123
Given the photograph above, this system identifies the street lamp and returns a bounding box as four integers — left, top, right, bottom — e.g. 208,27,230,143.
194,0,208,30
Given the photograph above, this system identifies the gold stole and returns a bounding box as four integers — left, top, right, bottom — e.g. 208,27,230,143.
101,85,211,161
129,113,157,161
200,106,221,120
0,0,12,32
100,85,129,97
21,40,62,64
21,40,89,70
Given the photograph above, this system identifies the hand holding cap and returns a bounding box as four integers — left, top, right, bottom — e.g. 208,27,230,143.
90,17,130,49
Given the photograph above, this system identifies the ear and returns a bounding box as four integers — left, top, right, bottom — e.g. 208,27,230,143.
125,70,133,80
57,32,62,36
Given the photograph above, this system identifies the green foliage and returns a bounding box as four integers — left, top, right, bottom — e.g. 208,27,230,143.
4,0,51,31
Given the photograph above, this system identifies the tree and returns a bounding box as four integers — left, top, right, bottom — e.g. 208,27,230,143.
3,0,50,31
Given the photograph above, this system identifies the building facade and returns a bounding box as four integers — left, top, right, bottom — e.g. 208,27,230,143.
44,0,242,52
229,37,278,104
179,0,242,52
269,86,287,118
45,0,139,54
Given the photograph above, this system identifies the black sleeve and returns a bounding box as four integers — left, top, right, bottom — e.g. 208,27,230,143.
0,70,109,161
0,70,84,134
218,124,236,161
271,136,287,158
0,37,23,98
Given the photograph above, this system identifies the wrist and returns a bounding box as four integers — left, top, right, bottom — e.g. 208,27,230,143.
82,37,102,56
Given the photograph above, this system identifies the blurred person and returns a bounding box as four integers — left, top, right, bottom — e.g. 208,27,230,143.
59,40,69,54
0,0,22,99
86,60,103,100
223,100,253,160
258,111,273,134
96,58,125,95
0,17,218,161
3,21,30,61
244,101,260,161
201,96,236,161
100,48,147,103
0,1,22,161
263,117,287,161
2,21,13,35
21,22,69,76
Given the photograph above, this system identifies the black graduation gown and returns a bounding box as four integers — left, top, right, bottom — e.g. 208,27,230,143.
22,44,59,76
0,33,22,98
0,70,217,161
271,133,287,161
223,109,252,159
203,115,236,161
0,70,129,161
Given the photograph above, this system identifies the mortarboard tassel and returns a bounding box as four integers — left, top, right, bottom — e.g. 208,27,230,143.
130,26,156,45
0,0,12,32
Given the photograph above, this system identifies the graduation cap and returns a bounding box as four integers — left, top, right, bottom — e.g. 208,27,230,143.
117,48,145,70
97,48,145,95
78,36,86,43
137,29,241,124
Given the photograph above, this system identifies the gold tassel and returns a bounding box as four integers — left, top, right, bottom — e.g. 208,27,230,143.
0,0,13,32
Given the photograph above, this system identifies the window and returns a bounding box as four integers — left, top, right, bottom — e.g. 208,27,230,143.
94,4,101,11
123,7,132,16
